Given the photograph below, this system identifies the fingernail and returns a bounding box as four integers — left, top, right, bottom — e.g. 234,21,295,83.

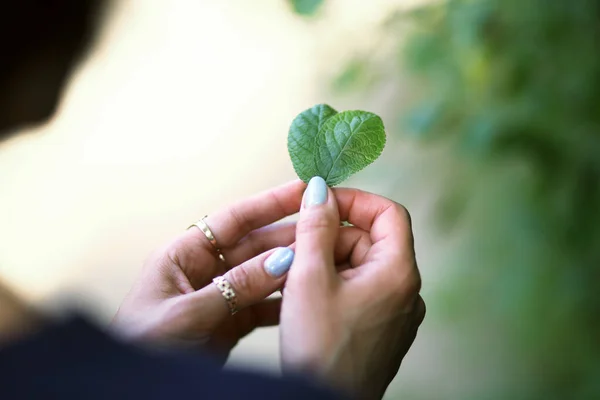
264,247,295,278
303,176,328,207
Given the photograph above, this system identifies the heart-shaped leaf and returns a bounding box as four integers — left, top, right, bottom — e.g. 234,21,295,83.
288,105,386,186
288,104,338,183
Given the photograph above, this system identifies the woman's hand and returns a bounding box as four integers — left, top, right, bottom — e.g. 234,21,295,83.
280,177,425,400
111,181,307,363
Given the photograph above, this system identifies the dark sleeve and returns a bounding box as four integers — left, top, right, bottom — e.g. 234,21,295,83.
0,315,345,400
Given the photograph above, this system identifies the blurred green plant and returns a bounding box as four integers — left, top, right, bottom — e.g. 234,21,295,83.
292,0,600,398
400,3,600,396
288,0,324,16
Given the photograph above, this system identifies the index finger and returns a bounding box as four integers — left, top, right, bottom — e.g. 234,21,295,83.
333,187,413,255
194,180,306,250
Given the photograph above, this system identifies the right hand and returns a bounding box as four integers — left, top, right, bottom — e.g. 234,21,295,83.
280,177,425,400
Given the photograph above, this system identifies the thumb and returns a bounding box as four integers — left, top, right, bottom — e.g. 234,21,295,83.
291,176,339,285
182,246,295,320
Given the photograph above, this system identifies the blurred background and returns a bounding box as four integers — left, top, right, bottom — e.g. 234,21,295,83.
0,0,599,398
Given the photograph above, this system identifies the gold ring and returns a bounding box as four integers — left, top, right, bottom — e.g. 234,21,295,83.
188,216,226,263
189,216,218,248
213,276,238,315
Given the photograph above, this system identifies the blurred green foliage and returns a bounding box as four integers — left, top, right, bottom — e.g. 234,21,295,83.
288,0,324,16
400,2,600,396
292,0,600,398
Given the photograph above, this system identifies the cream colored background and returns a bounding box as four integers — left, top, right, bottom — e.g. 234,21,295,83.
0,1,450,398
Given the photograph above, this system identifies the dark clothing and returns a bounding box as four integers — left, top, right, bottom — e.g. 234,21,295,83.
0,316,343,400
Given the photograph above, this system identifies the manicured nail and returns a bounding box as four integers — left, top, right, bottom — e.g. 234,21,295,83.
304,176,328,207
264,247,295,278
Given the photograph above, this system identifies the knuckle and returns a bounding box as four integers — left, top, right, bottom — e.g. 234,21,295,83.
405,270,422,294
287,265,318,288
415,296,426,323
390,268,421,297
226,264,254,298
165,245,182,269
227,206,251,237
157,240,187,274
267,190,288,216
394,203,412,227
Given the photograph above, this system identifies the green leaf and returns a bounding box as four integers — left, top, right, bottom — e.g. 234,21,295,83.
288,104,338,182
288,105,386,186
314,111,386,186
289,0,324,16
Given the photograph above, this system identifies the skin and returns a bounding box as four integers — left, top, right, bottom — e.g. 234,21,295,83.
112,180,425,399
282,184,425,399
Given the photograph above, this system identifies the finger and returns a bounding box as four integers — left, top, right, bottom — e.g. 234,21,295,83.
280,226,370,284
162,221,296,292
334,187,412,246
333,187,410,232
152,235,224,292
223,221,296,267
236,226,369,270
185,246,295,320
190,180,306,253
331,227,372,281
291,176,340,286
219,225,369,294
333,226,372,267
229,223,368,270
334,187,414,268
337,263,363,280
233,297,282,339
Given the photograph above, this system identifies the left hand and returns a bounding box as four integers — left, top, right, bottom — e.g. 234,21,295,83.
111,180,306,364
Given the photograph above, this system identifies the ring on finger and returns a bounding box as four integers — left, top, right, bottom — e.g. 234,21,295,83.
213,275,238,315
188,215,226,263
